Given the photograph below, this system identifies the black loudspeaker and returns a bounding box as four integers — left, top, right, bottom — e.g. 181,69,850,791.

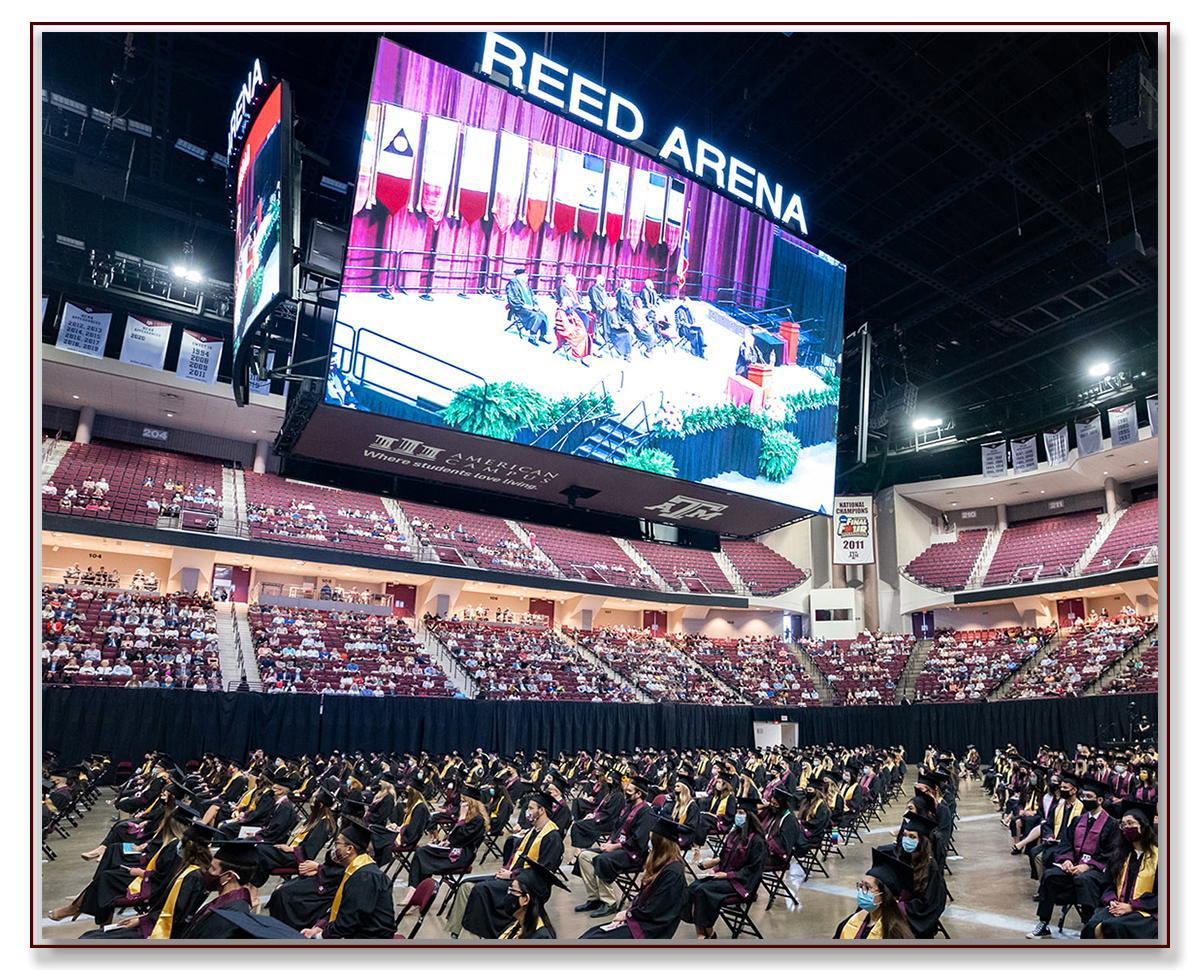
1107,53,1157,149
306,219,348,277
1106,230,1146,269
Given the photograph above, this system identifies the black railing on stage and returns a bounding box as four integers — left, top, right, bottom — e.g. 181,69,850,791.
335,325,487,412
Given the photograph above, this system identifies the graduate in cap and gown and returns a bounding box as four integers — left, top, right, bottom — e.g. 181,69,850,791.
179,840,258,938
451,789,564,938
763,787,802,868
682,796,767,938
300,817,395,939
569,770,625,854
833,848,916,939
575,775,655,919
251,788,336,887
1082,799,1158,939
578,814,688,939
399,785,488,902
498,858,567,939
876,810,946,938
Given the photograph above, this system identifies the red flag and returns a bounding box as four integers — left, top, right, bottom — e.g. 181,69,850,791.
374,104,421,215
625,168,650,253
604,162,629,245
643,172,667,247
525,142,554,232
456,126,496,225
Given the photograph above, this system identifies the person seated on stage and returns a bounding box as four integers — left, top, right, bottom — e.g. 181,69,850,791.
553,276,592,361
834,849,916,939
876,810,947,939
498,858,567,939
449,790,564,938
300,817,395,939
636,277,660,311
1082,799,1158,939
617,279,655,353
589,274,628,360
574,775,655,920
1027,776,1119,938
682,796,767,939
178,840,258,939
505,267,550,345
397,786,488,907
735,331,764,378
578,815,688,940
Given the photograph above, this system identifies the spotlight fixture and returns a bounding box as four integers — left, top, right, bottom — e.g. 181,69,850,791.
1088,361,1110,377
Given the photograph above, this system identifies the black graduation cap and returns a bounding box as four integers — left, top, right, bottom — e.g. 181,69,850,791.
629,775,652,794
185,821,221,845
768,786,795,806
651,814,683,841
737,795,762,810
210,909,305,939
674,773,696,791
899,811,937,837
528,790,556,812
1058,772,1084,791
461,784,485,802
867,847,915,897
909,791,937,817
547,769,571,792
312,788,335,808
339,815,372,851
41,777,53,792
213,840,261,870
1078,777,1111,798
175,802,202,821
1118,798,1157,822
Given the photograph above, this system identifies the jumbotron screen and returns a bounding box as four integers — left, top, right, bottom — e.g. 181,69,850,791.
323,37,845,520
233,81,287,360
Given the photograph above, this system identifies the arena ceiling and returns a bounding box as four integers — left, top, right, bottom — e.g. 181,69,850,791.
39,27,1163,496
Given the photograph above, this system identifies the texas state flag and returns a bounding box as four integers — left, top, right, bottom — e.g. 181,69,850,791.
604,162,629,245
374,104,422,215
643,172,668,248
456,126,496,225
552,148,583,235
576,154,606,239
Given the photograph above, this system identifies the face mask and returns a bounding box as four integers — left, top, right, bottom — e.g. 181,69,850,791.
1080,796,1099,811
901,835,919,853
201,869,224,892
1121,825,1141,841
1140,772,1149,781
734,813,747,828
857,888,880,912
524,809,534,822
1114,766,1126,775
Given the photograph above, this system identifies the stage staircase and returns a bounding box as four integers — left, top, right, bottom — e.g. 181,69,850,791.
572,417,646,464
1075,510,1124,574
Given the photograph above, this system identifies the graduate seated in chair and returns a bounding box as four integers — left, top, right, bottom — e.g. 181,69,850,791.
1081,799,1158,939
833,849,916,939
299,817,395,939
682,797,767,939
574,775,655,920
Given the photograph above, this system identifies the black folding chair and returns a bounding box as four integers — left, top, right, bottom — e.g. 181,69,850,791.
761,860,798,910
393,878,438,939
613,866,643,908
716,891,763,939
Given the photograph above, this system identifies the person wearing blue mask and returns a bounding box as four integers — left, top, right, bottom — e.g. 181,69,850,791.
834,849,915,939
876,811,946,938
681,796,766,939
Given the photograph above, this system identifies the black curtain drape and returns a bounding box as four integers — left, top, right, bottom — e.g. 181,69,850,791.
42,686,1155,768
767,234,847,360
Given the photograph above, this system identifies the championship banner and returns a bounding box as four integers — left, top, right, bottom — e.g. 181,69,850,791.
524,142,554,232
374,103,421,214
832,496,875,564
1010,434,1038,474
353,101,383,215
663,177,687,253
56,301,112,359
417,115,460,226
625,168,650,251
119,315,171,370
1147,395,1158,437
603,161,629,244
456,126,496,224
491,131,528,233
248,350,275,396
1108,402,1138,449
176,330,223,385
643,172,668,247
551,148,583,235
1075,412,1103,458
981,440,1008,478
576,153,605,238
1043,423,1070,467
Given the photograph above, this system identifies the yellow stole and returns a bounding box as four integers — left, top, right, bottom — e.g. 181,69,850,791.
1023,790,1038,813
219,771,243,797
715,794,731,816
1115,848,1157,914
330,853,371,923
672,800,691,824
149,864,199,939
512,821,558,865
236,786,255,810
127,841,168,896
840,910,883,939
1052,799,1083,835
500,915,545,939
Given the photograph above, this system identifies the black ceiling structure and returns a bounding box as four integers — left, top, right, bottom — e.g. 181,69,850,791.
39,27,1162,497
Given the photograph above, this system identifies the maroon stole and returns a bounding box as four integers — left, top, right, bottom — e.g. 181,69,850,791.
722,833,751,897
1072,810,1110,869
616,801,648,863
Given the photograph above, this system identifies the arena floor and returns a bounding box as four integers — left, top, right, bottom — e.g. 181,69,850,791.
39,782,1086,944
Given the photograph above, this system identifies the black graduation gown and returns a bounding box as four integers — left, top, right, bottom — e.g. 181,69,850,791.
671,800,701,850
180,888,253,939
684,832,766,928
593,802,655,882
395,802,431,849
256,797,299,844
877,844,947,939
77,866,209,939
462,828,565,938
322,863,395,939
570,791,625,849
78,838,179,922
253,819,334,886
765,811,801,866
267,857,345,929
695,791,737,843
578,859,688,939
796,799,831,852
407,814,487,886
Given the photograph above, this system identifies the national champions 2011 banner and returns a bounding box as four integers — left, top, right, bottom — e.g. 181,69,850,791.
832,495,875,564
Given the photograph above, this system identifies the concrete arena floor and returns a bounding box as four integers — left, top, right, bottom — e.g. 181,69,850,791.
39,781,1089,944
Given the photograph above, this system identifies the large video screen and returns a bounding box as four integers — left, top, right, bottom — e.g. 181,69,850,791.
327,37,846,517
233,80,289,360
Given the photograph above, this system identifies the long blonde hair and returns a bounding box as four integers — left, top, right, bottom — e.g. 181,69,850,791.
462,797,486,822
641,831,682,886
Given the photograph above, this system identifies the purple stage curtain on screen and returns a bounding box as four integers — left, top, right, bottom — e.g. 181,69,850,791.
345,39,772,304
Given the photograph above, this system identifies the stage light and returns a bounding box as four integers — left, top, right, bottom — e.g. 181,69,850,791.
912,417,942,430
1088,361,1110,377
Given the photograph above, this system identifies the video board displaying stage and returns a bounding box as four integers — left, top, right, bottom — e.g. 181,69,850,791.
298,35,846,535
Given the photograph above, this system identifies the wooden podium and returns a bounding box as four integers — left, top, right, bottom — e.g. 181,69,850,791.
746,362,774,397
778,321,800,365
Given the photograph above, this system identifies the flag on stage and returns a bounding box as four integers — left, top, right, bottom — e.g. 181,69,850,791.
675,206,692,285
525,142,554,232
456,126,496,224
492,132,529,233
374,104,421,215
643,172,668,247
604,162,629,244
352,101,383,215
418,115,460,226
625,168,650,252
663,177,686,253
552,148,583,235
576,154,606,238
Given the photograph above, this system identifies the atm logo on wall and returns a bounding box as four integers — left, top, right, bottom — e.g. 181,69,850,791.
643,495,728,521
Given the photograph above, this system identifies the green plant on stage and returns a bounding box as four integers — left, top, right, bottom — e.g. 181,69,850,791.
758,428,801,482
620,448,678,477
442,382,550,440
